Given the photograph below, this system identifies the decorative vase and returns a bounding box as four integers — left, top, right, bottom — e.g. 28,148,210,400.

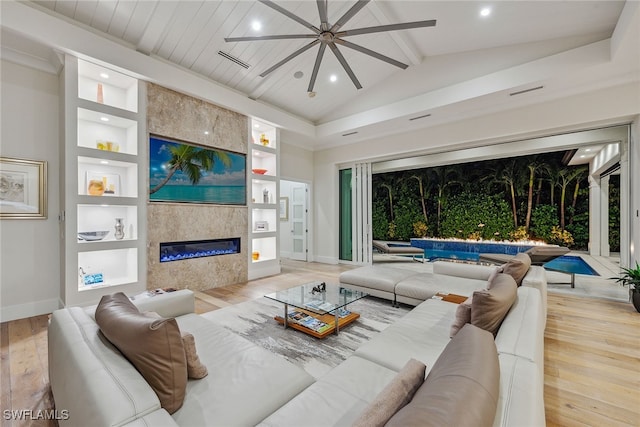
114,218,125,240
252,251,260,261
631,289,640,313
97,83,104,104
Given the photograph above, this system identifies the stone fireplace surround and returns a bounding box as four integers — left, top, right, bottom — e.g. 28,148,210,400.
146,83,248,291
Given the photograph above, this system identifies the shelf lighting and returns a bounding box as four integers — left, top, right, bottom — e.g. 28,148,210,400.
100,160,109,165
100,72,109,79
204,131,209,135
100,117,109,122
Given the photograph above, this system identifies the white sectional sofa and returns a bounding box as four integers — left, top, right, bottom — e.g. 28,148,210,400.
48,255,547,427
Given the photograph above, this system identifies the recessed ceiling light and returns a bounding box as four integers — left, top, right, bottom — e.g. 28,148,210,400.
580,155,587,158
251,20,261,31
480,7,491,17
100,72,109,79
330,74,337,83
100,117,109,122
204,131,209,135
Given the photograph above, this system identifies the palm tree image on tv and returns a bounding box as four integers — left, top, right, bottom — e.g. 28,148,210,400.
149,136,246,205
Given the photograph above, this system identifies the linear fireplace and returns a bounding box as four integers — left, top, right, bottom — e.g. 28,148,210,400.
160,238,241,263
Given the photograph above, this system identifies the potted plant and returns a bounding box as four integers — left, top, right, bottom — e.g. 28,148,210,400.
612,261,640,312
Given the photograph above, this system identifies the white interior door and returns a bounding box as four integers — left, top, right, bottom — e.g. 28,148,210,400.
290,184,307,261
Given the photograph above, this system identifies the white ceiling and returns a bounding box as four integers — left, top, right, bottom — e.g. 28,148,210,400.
1,0,639,150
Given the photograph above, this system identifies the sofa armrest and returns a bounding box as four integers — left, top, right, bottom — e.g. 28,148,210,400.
132,289,195,318
432,261,496,281
521,266,547,321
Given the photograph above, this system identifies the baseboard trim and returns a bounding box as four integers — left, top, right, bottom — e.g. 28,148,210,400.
0,298,60,322
313,256,339,265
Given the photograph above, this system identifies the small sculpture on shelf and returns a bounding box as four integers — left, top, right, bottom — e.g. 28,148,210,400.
260,133,269,146
114,218,125,240
311,282,326,294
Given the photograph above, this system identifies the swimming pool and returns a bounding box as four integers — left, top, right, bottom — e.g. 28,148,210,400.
408,240,600,277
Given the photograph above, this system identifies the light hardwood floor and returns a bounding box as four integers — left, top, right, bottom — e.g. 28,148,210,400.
1,260,639,427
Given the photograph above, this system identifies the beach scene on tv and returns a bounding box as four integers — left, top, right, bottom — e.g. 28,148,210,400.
149,136,246,205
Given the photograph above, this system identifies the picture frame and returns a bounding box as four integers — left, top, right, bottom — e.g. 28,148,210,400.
279,197,289,221
86,171,121,196
0,157,47,219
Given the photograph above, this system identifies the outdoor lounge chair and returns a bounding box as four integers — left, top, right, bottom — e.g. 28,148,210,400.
478,245,570,266
372,240,426,262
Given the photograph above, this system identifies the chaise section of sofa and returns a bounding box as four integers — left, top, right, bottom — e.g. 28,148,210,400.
48,290,315,427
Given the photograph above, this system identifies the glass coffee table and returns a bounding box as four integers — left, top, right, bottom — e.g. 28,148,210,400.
265,281,368,339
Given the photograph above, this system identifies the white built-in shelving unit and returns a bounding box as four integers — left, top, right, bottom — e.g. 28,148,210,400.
248,119,280,280
60,56,147,306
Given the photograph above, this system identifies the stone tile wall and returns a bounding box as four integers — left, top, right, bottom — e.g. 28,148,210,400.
146,83,248,290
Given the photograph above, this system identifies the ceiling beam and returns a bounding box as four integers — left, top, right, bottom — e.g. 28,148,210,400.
367,1,421,66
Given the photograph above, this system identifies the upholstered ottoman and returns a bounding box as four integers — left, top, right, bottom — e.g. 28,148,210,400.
340,265,420,302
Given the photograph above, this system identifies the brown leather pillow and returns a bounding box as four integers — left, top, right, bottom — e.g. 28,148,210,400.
386,324,499,427
95,293,187,414
471,274,517,336
449,296,472,338
501,252,531,285
352,358,426,427
182,332,208,379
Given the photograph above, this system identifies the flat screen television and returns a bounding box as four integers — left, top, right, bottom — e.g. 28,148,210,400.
149,135,246,205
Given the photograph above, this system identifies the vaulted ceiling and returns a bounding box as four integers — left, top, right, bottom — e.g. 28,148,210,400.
2,1,639,149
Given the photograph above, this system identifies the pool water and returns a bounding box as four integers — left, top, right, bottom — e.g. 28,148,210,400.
421,250,599,276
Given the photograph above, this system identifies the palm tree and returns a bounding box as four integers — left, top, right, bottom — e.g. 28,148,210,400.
525,160,543,231
378,175,396,222
558,167,585,229
150,144,231,194
430,166,461,236
409,172,429,226
569,166,588,225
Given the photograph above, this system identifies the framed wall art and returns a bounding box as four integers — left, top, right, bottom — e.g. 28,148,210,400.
0,157,47,219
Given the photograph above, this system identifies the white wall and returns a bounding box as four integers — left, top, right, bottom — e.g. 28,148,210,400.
1,60,60,321
279,137,314,182
631,117,640,266
313,82,640,264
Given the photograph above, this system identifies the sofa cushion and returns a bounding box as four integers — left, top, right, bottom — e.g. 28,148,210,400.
181,332,208,379
386,324,499,427
471,274,517,336
339,265,419,293
487,265,504,287
352,358,426,427
449,296,472,337
95,292,187,414
501,252,531,285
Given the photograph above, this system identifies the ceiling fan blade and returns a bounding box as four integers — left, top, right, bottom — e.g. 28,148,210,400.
328,42,362,90
336,20,437,37
258,0,320,34
317,0,329,31
329,0,370,33
308,43,327,93
225,34,317,42
335,39,408,69
259,40,320,77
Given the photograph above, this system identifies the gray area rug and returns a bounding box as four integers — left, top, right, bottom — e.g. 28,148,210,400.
201,296,410,378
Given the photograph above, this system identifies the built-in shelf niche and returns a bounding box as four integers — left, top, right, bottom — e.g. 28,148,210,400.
77,156,138,197
77,205,138,242
251,179,276,204
252,208,277,233
78,247,138,291
251,149,277,177
77,108,138,155
251,121,277,149
251,237,277,263
78,59,138,112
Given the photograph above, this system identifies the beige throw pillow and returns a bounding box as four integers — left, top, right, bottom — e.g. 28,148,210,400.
351,358,426,427
471,274,517,336
95,292,188,414
501,252,531,285
487,266,504,289
182,332,208,379
449,296,472,338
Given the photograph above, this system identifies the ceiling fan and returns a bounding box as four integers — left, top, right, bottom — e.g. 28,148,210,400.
225,0,436,93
